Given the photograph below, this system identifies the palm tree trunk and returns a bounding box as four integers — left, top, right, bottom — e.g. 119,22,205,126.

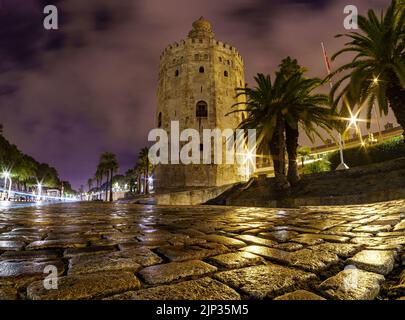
269,118,290,191
143,170,147,195
109,170,113,202
285,122,300,186
387,80,405,141
105,174,109,201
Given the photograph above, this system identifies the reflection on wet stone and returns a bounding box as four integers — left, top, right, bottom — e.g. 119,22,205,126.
0,200,403,300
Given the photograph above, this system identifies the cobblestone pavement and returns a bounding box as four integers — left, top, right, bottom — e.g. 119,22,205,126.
0,200,404,300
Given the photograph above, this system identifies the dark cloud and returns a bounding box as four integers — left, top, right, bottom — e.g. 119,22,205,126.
0,0,395,189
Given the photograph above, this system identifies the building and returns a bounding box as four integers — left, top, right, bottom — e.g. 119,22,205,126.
154,17,247,191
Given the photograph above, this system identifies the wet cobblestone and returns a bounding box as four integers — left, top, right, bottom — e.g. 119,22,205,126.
0,200,404,300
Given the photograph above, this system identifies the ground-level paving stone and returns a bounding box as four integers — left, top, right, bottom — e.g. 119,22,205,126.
376,231,405,237
0,260,65,288
258,230,299,243
26,239,88,250
139,260,217,285
1,250,60,261
290,236,324,246
350,237,385,246
235,235,276,247
301,220,344,231
106,277,241,300
200,235,246,248
156,244,229,262
309,243,363,258
68,252,142,275
318,268,385,300
353,225,392,234
365,244,402,251
393,220,405,231
27,271,141,300
208,252,264,269
272,242,303,252
214,264,317,299
242,245,339,273
117,246,163,267
274,290,326,300
295,233,350,243
0,241,25,251
64,246,117,258
346,250,396,275
0,286,18,300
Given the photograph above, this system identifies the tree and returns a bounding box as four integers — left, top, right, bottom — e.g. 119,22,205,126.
231,59,336,188
277,58,335,185
99,152,119,202
138,147,152,195
87,178,93,192
231,73,290,190
330,0,405,140
125,168,137,192
95,167,103,200
298,147,312,168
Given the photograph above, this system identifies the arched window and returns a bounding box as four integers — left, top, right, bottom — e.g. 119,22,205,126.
158,112,162,128
175,70,179,77
224,71,228,77
199,66,205,73
196,101,208,118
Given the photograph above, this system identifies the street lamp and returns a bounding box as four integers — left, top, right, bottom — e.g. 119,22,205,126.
2,171,9,190
37,182,42,201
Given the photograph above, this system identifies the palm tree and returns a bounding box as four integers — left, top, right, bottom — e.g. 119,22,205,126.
87,178,93,192
232,60,336,188
231,73,291,190
330,0,405,139
100,152,119,202
277,58,335,185
95,167,103,200
138,147,150,195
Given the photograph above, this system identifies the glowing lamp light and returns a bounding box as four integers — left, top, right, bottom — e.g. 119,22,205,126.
373,77,379,85
349,114,358,127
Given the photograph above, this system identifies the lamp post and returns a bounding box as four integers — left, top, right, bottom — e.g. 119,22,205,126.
321,42,349,170
37,182,42,201
2,171,10,200
7,175,12,198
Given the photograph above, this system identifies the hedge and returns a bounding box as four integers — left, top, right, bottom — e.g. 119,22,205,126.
328,136,405,169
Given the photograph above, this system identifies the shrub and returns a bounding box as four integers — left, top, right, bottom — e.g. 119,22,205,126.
328,136,405,169
302,159,331,174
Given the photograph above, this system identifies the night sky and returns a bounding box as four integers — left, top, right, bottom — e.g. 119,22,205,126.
0,0,394,189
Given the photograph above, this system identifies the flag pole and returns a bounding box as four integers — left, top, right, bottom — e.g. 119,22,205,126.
321,42,349,170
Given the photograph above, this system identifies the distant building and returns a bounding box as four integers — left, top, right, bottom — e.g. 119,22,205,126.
154,17,247,191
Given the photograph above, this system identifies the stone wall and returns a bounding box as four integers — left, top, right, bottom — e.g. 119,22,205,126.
154,184,236,205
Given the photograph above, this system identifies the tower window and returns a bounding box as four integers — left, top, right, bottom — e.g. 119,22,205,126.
196,101,208,118
199,39,203,43
199,66,205,73
195,54,199,60
158,112,162,128
175,70,179,77
224,71,228,77
219,57,222,62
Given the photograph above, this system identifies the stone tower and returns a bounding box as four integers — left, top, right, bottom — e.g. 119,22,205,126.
154,17,246,191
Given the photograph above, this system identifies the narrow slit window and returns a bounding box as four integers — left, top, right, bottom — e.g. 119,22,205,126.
196,101,208,118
